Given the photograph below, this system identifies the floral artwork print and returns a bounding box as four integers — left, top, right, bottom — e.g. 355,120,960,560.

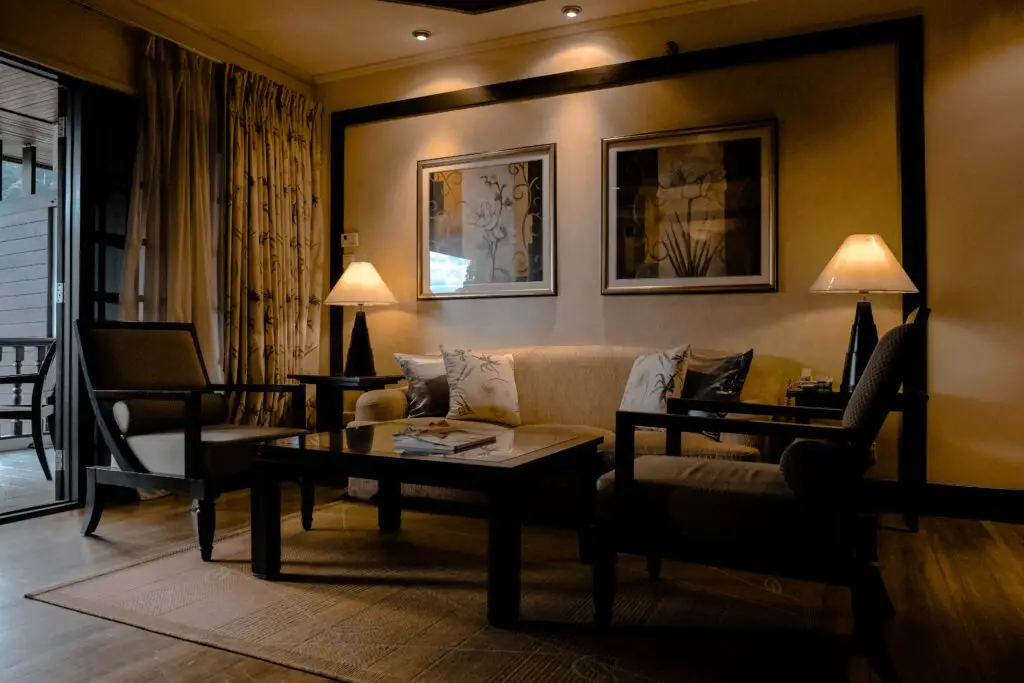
419,146,555,299
604,122,777,294
441,347,521,427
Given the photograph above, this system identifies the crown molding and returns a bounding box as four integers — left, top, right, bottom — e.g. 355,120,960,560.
73,0,316,93
312,0,757,85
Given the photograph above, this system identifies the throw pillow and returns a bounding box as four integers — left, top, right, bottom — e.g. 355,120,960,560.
619,345,689,419
394,353,449,418
680,348,754,441
441,347,522,427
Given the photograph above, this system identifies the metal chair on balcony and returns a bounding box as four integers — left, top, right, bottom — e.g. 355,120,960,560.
0,341,56,481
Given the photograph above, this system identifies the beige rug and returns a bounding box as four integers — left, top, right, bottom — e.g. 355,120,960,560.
28,501,853,682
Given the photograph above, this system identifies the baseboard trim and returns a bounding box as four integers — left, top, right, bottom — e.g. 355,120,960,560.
864,480,1024,524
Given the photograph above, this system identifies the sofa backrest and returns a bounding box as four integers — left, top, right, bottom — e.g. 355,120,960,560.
481,345,792,431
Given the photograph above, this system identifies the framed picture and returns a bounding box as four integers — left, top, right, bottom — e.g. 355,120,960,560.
418,144,556,300
602,121,777,294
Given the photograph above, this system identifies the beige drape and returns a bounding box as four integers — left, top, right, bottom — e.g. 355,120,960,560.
224,67,323,426
120,38,221,376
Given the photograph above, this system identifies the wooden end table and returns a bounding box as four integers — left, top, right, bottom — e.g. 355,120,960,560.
251,425,604,627
288,374,403,432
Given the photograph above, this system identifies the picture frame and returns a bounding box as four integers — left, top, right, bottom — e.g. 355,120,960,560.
417,144,556,300
602,121,777,295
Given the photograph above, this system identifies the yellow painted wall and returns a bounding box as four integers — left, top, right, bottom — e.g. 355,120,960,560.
0,0,137,92
319,0,1024,490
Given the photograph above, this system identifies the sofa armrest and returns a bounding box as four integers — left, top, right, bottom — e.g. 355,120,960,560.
354,387,409,423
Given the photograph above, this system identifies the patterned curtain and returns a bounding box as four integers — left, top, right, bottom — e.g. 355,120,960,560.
120,37,222,377
224,67,323,427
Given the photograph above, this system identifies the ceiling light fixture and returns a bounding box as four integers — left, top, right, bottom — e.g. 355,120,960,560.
561,5,582,18
412,29,432,41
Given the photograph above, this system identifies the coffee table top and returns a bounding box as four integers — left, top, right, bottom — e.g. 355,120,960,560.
260,422,602,470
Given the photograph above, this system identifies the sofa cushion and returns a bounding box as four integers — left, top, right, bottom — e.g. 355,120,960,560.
125,424,307,477
395,353,449,418
619,345,688,416
442,348,521,426
597,456,841,552
681,348,754,441
113,393,228,436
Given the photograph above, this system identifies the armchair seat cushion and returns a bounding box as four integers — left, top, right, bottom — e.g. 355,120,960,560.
125,424,307,478
596,456,843,554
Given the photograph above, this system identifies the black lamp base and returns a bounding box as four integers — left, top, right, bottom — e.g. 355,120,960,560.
344,310,376,377
840,299,878,393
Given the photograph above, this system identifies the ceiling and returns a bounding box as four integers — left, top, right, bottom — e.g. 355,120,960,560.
123,0,751,83
0,62,58,167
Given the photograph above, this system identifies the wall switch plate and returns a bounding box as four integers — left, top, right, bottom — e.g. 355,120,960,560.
341,232,359,248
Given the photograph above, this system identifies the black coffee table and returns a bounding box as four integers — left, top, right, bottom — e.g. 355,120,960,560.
250,424,604,626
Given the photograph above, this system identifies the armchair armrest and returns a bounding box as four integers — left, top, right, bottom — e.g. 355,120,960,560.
355,387,409,423
207,383,302,393
206,384,306,429
617,409,854,443
92,389,206,401
667,397,844,421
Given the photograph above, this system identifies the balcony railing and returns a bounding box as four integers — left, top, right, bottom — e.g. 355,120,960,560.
0,338,55,447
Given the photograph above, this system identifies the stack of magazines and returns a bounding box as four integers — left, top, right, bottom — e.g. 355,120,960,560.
393,421,497,454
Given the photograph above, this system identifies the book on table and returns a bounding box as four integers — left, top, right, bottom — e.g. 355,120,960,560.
393,420,497,454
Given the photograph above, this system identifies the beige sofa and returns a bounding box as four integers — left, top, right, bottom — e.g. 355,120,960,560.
349,345,795,503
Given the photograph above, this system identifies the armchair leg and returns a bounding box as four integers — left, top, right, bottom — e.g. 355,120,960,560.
30,413,52,481
593,536,617,627
80,467,105,536
851,566,900,683
194,498,216,562
646,555,662,581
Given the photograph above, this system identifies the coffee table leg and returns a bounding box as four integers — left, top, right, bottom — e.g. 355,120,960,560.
300,475,315,531
251,462,282,580
577,445,600,564
488,487,522,627
377,478,402,533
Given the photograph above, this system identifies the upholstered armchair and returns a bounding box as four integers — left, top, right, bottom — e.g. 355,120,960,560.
75,321,309,560
593,310,928,683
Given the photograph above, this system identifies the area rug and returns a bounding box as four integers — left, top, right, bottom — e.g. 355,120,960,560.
27,501,852,682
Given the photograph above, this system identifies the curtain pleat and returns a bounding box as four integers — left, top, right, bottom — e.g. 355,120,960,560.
224,68,323,427
120,38,221,378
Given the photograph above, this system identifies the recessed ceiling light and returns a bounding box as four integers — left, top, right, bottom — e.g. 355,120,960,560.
561,5,582,18
413,29,432,41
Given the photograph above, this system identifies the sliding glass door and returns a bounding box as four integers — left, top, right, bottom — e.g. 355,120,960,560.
0,57,65,516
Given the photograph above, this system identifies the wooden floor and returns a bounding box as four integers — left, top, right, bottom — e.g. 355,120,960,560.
0,447,56,515
0,491,1022,682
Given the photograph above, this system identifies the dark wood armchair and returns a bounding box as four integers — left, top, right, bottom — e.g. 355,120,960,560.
593,310,928,682
0,340,56,481
75,321,309,560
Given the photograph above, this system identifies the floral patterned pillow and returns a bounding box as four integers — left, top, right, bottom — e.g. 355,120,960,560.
441,347,522,427
619,345,689,418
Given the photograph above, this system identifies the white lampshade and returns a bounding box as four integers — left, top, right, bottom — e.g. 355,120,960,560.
810,234,918,294
325,261,397,307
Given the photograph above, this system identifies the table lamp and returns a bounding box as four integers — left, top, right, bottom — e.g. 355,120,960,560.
325,261,396,377
810,234,918,392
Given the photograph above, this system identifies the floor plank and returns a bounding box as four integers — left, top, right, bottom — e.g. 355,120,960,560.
0,496,1022,682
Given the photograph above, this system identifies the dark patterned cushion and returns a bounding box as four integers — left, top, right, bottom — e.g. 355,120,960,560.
681,349,754,441
394,353,449,418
